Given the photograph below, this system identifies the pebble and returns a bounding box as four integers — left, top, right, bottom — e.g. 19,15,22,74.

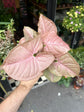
58,92,61,96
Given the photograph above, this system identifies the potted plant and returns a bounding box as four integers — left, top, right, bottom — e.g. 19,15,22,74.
57,46,84,88
58,76,72,88
0,19,16,99
62,5,84,48
74,70,84,89
69,46,84,89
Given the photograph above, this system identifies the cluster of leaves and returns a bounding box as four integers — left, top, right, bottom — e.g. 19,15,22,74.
7,19,16,34
0,30,5,40
0,40,14,80
57,46,84,87
55,20,71,37
63,5,84,32
0,19,16,40
0,14,80,83
0,20,15,80
58,76,72,88
0,39,14,65
0,0,21,31
69,46,84,69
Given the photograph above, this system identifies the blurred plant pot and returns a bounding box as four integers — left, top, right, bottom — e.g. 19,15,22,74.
70,3,73,7
57,4,61,8
74,69,84,89
62,4,66,8
67,3,70,7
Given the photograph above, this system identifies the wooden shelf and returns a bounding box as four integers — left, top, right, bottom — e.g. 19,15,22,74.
56,6,73,10
30,6,73,20
29,1,73,22
31,1,73,11
31,1,47,12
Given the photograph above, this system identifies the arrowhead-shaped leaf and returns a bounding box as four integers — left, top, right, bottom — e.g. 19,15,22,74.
2,37,55,80
42,31,70,57
19,37,26,44
23,26,38,41
49,53,80,77
38,14,57,36
43,69,62,82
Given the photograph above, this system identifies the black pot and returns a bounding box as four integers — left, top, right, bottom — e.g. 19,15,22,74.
0,76,12,99
74,69,84,89
70,31,81,49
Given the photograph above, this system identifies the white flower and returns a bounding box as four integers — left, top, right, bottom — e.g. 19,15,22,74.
71,21,73,24
75,24,78,26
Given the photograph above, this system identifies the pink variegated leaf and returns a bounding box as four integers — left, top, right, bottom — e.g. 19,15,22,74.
42,31,70,57
38,14,57,36
23,26,38,41
36,52,55,72
43,69,62,82
19,37,26,44
49,53,80,78
2,37,55,80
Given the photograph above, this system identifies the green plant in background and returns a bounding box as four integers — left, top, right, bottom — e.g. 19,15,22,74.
0,19,16,40
0,30,6,40
58,46,84,87
0,0,12,22
69,46,84,69
0,0,20,31
0,19,16,80
58,76,72,88
55,20,72,45
7,19,16,35
0,19,16,96
63,5,84,32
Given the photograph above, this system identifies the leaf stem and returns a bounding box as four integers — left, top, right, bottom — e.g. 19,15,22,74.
0,82,8,96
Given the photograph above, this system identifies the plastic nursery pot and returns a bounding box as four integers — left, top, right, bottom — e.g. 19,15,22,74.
74,69,84,89
57,4,61,8
67,3,70,7
62,4,66,8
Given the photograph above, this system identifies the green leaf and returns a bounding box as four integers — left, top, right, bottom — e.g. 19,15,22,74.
0,22,10,25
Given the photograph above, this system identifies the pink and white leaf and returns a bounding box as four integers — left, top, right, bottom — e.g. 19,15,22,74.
19,37,26,44
38,14,57,36
43,69,62,82
2,37,55,80
23,26,38,41
42,31,70,57
49,53,80,78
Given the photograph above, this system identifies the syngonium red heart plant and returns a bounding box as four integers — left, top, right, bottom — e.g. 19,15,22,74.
0,14,80,82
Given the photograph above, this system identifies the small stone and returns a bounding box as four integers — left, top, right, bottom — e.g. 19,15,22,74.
58,92,61,96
